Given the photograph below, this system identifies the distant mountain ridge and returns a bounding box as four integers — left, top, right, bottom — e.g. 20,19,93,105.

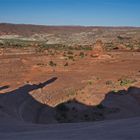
0,23,140,46
0,23,140,36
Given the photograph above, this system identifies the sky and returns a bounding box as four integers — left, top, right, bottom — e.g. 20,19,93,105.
0,0,140,26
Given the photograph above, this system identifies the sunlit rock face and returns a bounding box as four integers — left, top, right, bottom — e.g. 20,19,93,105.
91,40,104,57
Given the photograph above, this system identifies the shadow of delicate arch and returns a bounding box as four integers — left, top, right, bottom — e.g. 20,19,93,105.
0,79,140,124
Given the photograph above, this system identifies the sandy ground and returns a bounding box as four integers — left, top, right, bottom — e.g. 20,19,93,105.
0,50,140,139
0,51,140,106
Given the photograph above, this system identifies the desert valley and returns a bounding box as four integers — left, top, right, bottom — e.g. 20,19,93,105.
0,23,140,139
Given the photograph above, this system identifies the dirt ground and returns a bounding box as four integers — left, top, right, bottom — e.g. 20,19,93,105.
0,49,140,125
0,50,140,107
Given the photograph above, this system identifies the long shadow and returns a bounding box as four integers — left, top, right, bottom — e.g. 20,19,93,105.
0,85,10,91
0,80,140,124
0,77,57,123
54,86,140,123
1,77,57,95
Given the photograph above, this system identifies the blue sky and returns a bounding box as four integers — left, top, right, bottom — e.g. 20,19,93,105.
0,0,140,26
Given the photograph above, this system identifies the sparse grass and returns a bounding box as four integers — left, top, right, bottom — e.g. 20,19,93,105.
0,38,43,48
118,77,137,86
37,44,92,52
87,80,93,85
105,42,116,51
112,89,119,93
66,89,77,98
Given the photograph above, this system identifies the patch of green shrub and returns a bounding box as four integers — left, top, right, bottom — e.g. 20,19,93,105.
79,52,85,58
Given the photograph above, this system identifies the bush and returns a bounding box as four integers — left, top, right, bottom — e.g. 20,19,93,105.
88,80,93,85
67,51,73,55
49,61,56,67
68,56,74,60
64,62,68,66
106,80,113,85
118,78,136,86
56,103,69,112
96,104,105,109
79,52,85,58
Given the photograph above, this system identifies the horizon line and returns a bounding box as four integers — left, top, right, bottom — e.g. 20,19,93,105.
0,22,140,28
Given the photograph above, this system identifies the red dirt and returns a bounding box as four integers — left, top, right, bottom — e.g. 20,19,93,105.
0,50,140,107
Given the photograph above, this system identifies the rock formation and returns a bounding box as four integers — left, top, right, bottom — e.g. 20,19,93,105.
90,40,104,57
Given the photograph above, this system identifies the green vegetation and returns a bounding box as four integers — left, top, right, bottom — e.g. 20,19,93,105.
112,89,119,93
118,77,137,86
1,35,140,52
77,45,92,50
0,39,43,48
39,44,92,51
0,38,92,52
79,52,85,58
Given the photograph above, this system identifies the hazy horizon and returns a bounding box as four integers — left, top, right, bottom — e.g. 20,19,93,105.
1,22,140,28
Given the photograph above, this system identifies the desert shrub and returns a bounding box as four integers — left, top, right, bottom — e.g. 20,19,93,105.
78,45,92,50
1,39,43,48
126,44,133,49
67,51,73,55
68,55,74,60
49,61,56,67
84,114,90,120
79,52,85,58
36,63,45,66
105,42,117,51
118,78,137,86
67,89,77,97
87,80,93,85
96,104,105,109
106,80,113,85
90,54,97,58
56,103,69,112
64,62,68,66
117,36,124,40
63,52,67,57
